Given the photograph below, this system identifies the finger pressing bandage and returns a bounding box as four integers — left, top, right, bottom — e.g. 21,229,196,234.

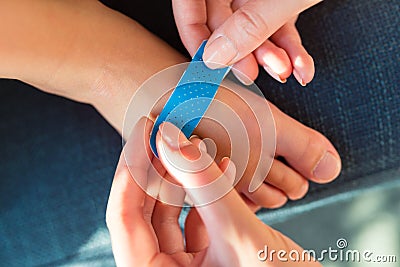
150,40,231,157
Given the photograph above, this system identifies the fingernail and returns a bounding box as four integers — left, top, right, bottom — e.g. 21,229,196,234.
220,157,236,186
160,122,200,160
197,140,207,152
313,152,341,181
232,68,253,85
189,135,199,140
263,65,286,83
293,69,306,86
203,36,237,69
189,135,207,152
159,122,181,150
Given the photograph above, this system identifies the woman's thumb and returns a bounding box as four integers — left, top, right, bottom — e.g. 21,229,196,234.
156,122,238,207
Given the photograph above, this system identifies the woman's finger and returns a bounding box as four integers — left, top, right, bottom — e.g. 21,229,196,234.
270,18,315,85
156,122,322,266
183,154,254,258
106,117,160,267
202,0,322,68
185,208,208,253
205,0,259,84
231,55,260,85
205,0,234,29
254,39,293,83
155,122,256,231
152,199,185,255
154,122,275,266
172,0,210,56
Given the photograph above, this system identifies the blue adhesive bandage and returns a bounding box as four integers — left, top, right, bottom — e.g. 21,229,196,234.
150,40,231,157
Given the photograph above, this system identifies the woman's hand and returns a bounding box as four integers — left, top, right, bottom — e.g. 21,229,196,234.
173,0,322,85
106,117,322,267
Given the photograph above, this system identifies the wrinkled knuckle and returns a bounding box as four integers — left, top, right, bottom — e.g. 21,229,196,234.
234,8,268,42
153,214,179,227
143,210,153,224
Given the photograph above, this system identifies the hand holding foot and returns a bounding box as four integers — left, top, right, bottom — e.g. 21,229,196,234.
173,0,320,85
106,117,322,266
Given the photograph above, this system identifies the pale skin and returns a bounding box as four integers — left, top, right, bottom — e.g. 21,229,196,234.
0,0,341,208
106,117,322,266
1,0,339,264
173,0,322,85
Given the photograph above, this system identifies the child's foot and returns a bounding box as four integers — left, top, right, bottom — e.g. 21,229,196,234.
193,85,342,209
251,103,341,208
122,65,340,211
